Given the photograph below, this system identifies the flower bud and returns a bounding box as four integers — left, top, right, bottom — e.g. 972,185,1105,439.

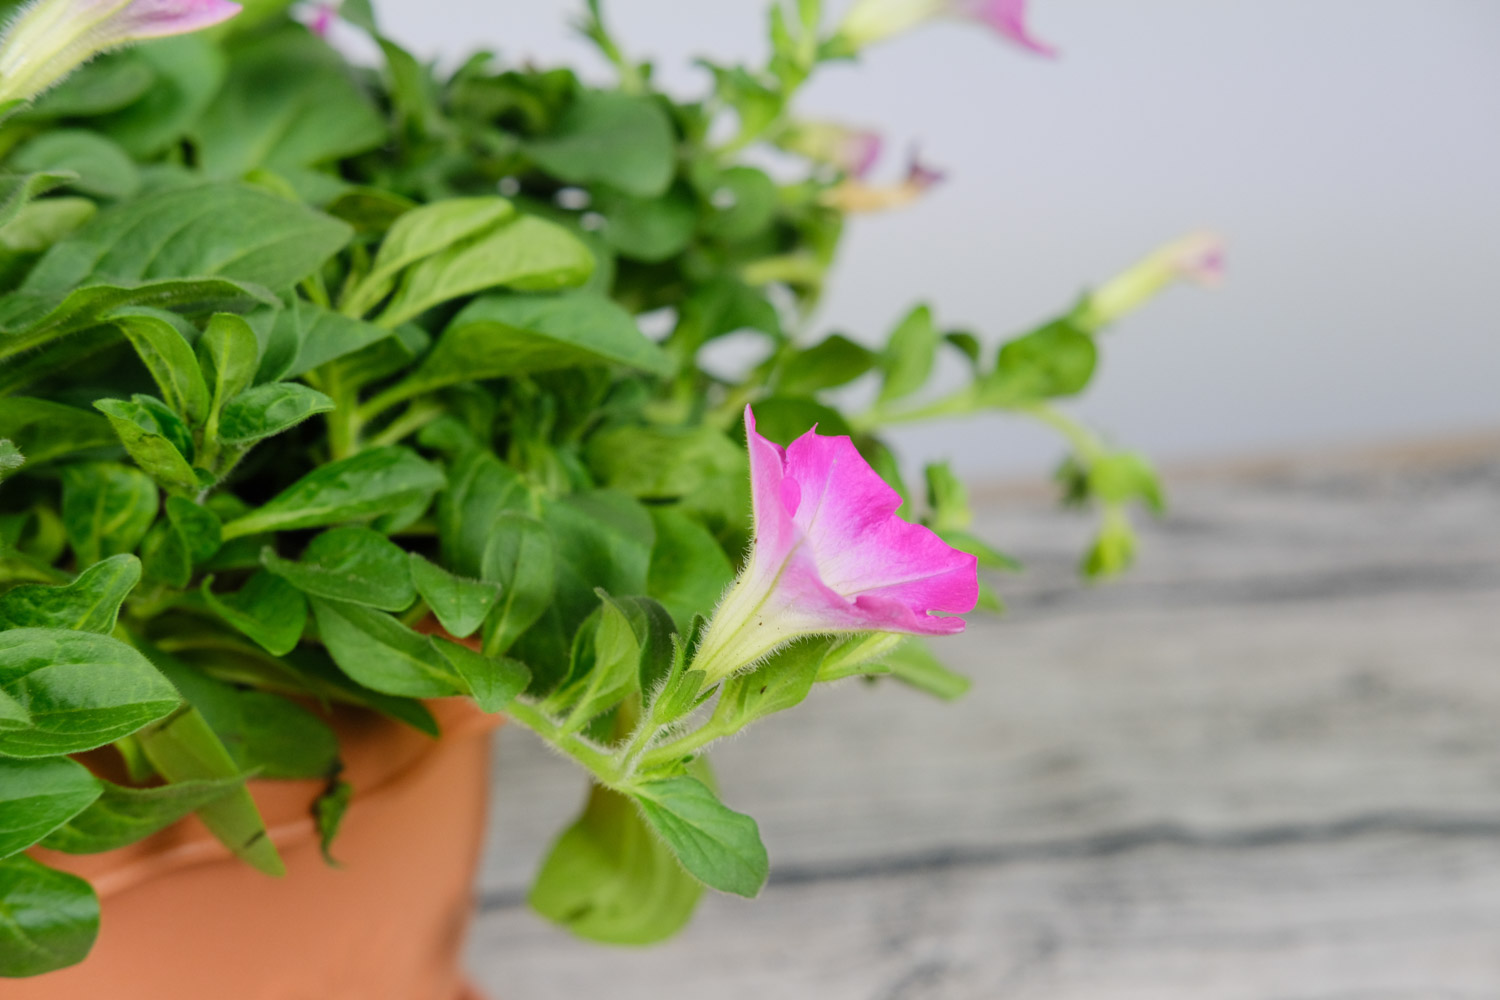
0,0,241,105
1077,231,1226,331
820,150,945,214
780,121,884,179
836,0,1054,57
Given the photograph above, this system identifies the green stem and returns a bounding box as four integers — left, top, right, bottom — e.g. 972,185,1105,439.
365,400,443,449
503,698,620,788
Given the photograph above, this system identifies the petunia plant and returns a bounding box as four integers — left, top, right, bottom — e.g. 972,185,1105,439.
0,0,1220,976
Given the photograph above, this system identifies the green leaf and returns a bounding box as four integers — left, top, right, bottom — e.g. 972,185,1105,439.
586,424,742,500
201,571,307,657
711,639,825,733
881,639,970,700
114,312,210,425
257,300,392,381
745,396,852,443
166,496,222,564
0,757,101,860
60,463,158,567
552,596,642,732
878,304,939,404
196,311,259,439
526,91,676,198
409,553,500,639
594,185,696,263
151,653,338,781
376,214,596,328
11,131,140,201
262,527,415,611
344,197,516,317
0,279,275,363
438,451,531,578
0,855,99,978
431,638,529,713
314,779,352,865
218,382,335,445
24,50,152,117
646,507,735,632
40,776,241,855
0,554,141,633
0,628,180,758
194,26,387,179
478,512,556,658
0,172,75,231
95,36,227,157
310,598,464,698
1088,451,1166,514
924,460,971,532
987,319,1097,400
93,398,202,494
630,776,768,898
394,291,670,402
696,165,777,243
136,705,283,875
220,446,444,539
778,334,876,396
0,398,113,466
21,182,352,294
531,783,702,945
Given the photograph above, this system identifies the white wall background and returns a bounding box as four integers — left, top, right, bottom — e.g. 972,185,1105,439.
370,0,1500,479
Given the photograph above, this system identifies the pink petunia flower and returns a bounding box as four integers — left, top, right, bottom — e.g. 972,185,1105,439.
0,0,241,103
837,0,1055,57
691,407,978,683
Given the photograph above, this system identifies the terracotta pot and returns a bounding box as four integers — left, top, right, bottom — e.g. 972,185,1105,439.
16,697,501,1000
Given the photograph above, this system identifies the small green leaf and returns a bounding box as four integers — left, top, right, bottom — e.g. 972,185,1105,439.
409,553,501,639
0,756,101,860
166,496,222,564
0,398,114,467
438,451,530,578
376,214,596,328
136,706,283,876
311,598,464,698
479,511,556,658
60,462,157,566
712,639,825,732
218,383,335,445
40,776,241,855
262,527,415,611
93,398,202,494
113,312,210,426
778,334,876,396
220,446,444,539
151,653,338,781
314,779,353,865
593,186,696,263
630,776,769,898
343,196,516,316
431,638,529,713
196,312,259,438
552,596,642,733
986,319,1097,401
0,440,23,482
881,639,971,700
0,628,180,758
525,91,676,198
11,131,141,200
0,855,99,977
878,304,939,405
202,571,308,657
0,553,141,633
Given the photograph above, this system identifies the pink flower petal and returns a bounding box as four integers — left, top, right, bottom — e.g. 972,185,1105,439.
108,0,242,39
954,0,1056,57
